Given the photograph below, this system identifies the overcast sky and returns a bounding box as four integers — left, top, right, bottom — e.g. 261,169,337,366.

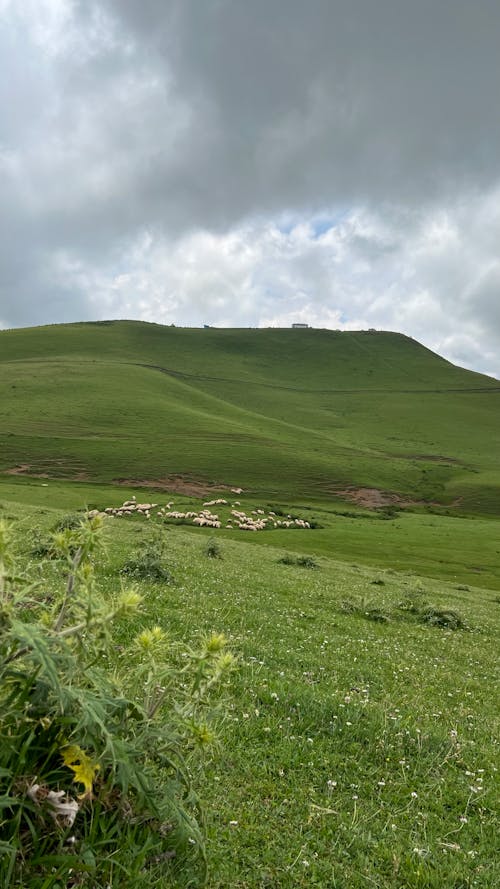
1,1,499,377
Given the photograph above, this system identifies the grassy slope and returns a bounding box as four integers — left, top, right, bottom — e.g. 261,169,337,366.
9,501,500,888
1,476,499,592
2,321,498,884
1,321,499,513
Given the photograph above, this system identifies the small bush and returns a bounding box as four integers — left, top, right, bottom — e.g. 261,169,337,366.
379,505,399,520
205,537,223,559
277,554,319,569
396,593,467,630
51,511,87,532
31,516,87,560
419,607,466,630
296,555,319,569
121,530,173,582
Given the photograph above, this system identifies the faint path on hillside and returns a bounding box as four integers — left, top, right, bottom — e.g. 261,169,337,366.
135,363,500,396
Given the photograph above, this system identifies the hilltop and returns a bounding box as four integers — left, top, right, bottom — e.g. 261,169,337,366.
1,320,499,515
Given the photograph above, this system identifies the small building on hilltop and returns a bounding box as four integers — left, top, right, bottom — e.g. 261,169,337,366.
292,323,309,329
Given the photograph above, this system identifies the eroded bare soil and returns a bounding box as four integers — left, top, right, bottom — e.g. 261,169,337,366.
114,475,244,497
331,486,423,509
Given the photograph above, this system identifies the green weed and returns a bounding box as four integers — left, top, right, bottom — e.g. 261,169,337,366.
205,537,223,560
120,530,173,582
277,554,319,569
51,511,87,532
418,606,467,630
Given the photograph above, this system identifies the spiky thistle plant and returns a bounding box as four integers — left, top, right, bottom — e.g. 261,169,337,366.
0,517,234,888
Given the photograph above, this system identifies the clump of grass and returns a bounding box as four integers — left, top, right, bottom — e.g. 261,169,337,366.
418,606,467,630
365,607,390,622
277,554,319,569
121,530,173,582
397,590,428,615
397,594,467,629
370,578,385,585
51,511,87,532
296,555,319,569
29,529,57,559
340,596,390,623
379,505,400,519
29,513,90,560
30,518,86,560
205,537,223,559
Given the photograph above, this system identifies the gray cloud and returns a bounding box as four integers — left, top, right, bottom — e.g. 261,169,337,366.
89,0,500,215
0,0,499,377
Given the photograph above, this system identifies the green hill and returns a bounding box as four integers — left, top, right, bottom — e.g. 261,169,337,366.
1,320,499,514
2,323,499,886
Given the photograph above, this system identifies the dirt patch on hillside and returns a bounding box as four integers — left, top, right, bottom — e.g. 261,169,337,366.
4,464,54,479
331,486,417,510
332,486,464,511
114,475,245,497
3,463,89,481
4,464,43,476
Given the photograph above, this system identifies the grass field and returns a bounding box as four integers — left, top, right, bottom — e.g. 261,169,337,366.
5,498,499,888
1,477,499,592
1,321,499,885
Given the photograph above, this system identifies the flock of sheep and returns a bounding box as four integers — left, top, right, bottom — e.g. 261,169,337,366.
87,496,311,532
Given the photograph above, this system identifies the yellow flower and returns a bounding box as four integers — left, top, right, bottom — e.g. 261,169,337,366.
136,626,166,650
117,589,143,613
61,744,100,798
205,632,227,653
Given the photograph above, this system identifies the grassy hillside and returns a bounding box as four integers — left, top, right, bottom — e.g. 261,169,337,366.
1,321,499,515
1,320,498,885
5,498,499,888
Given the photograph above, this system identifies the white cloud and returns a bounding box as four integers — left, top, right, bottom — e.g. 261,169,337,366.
39,195,497,378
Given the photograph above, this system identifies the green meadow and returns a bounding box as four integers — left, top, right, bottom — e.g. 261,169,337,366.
3,498,499,888
0,321,499,886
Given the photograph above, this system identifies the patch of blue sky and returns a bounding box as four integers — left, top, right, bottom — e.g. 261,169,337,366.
275,216,298,235
311,209,350,238
276,209,350,238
